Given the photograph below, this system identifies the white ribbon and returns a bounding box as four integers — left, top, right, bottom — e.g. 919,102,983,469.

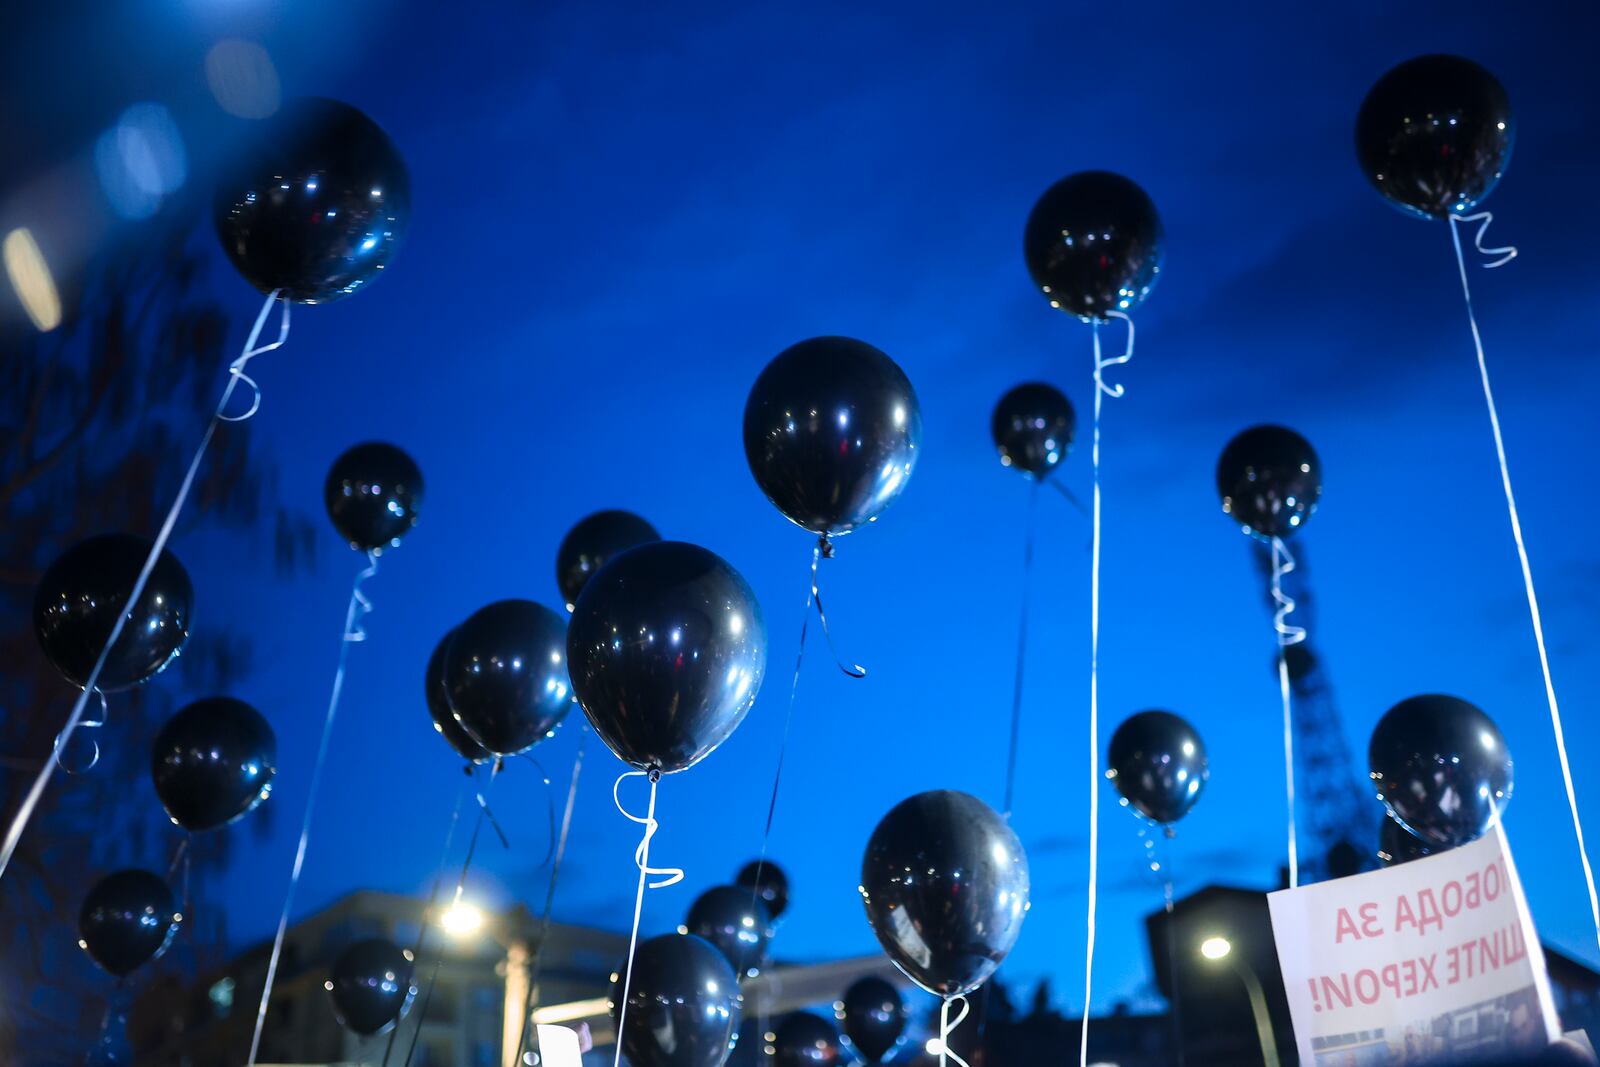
610,770,683,1067
52,687,108,773
1448,212,1600,954
1082,310,1132,1067
1270,536,1305,890
247,551,379,1067
0,289,289,885
937,994,971,1067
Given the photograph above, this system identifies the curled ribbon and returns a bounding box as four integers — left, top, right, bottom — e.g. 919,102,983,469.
1093,309,1135,398
53,688,107,774
1451,211,1517,270
1269,536,1307,648
344,551,380,643
937,994,972,1067
1270,535,1304,890
219,291,290,423
612,769,683,1067
613,770,683,889
812,535,866,679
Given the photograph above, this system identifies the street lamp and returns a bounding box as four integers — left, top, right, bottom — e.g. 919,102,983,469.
434,898,531,1067
1196,935,1279,1067
440,900,486,938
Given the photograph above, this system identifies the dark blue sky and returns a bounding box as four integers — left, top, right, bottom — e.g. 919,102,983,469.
13,0,1600,1019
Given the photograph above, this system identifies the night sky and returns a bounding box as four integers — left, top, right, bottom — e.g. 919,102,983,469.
7,0,1600,1022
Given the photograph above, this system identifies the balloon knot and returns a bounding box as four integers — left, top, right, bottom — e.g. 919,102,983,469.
818,533,836,559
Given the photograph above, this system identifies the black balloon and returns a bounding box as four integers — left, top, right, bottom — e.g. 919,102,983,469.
324,442,423,554
78,869,181,977
213,97,410,303
743,337,922,537
556,510,660,611
327,938,416,1036
773,1011,843,1067
568,542,766,774
736,858,790,921
151,697,276,832
686,884,773,979
992,382,1075,479
859,790,1029,997
1370,694,1512,848
1216,425,1321,541
1023,170,1164,322
34,534,193,692
1106,710,1209,826
1356,55,1515,221
1378,813,1434,868
425,628,491,763
611,933,742,1067
841,976,906,1064
443,600,571,757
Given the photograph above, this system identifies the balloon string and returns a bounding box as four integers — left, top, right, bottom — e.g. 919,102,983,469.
1449,213,1600,953
813,535,867,678
0,291,288,886
515,726,589,1067
1153,833,1185,1067
246,550,377,1067
1270,536,1303,890
83,980,124,1067
517,752,558,867
1082,310,1130,1067
1452,210,1517,269
938,994,971,1067
53,687,107,774
1003,481,1040,819
380,770,474,1067
1046,477,1091,521
401,760,507,1067
611,770,680,1067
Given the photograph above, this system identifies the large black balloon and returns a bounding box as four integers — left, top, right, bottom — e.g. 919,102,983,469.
327,938,416,1036
151,697,276,832
34,534,193,692
610,933,742,1067
742,337,922,537
859,790,1029,997
556,510,660,611
78,869,181,977
1356,55,1514,221
1370,694,1512,848
686,884,773,979
568,542,766,774
736,858,790,921
1216,425,1321,541
324,442,424,554
840,976,906,1064
1378,813,1434,868
425,628,491,763
1023,170,1164,322
443,600,571,757
213,97,410,303
772,1011,844,1067
1106,710,1209,826
992,382,1075,479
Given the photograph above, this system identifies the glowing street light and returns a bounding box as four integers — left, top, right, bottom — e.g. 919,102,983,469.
439,900,485,938
1198,933,1278,1067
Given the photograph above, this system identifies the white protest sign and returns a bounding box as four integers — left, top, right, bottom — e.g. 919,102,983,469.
1269,823,1560,1065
